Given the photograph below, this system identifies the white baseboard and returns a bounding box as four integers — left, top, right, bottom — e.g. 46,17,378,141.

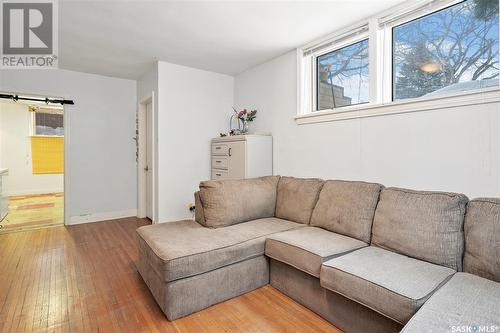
68,209,137,225
156,215,193,224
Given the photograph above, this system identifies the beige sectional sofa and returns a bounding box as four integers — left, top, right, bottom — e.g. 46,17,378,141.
136,176,500,333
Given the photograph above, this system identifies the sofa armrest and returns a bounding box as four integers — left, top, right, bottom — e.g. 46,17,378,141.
194,191,206,226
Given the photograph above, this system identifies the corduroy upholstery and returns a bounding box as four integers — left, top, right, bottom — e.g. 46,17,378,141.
265,226,367,277
137,218,303,282
137,176,500,331
371,187,468,271
275,176,324,224
310,180,383,243
463,198,500,282
137,253,269,320
270,259,403,333
198,176,280,227
401,273,500,332
320,246,455,324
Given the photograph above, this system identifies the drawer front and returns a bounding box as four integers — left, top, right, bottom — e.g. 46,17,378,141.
211,170,228,180
211,157,228,169
211,143,228,156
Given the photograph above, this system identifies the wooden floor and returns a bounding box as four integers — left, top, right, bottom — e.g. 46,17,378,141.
1,193,64,233
0,217,341,333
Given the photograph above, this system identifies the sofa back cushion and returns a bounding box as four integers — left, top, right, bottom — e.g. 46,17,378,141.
463,198,500,283
310,180,383,243
371,187,468,271
198,176,280,228
275,176,324,224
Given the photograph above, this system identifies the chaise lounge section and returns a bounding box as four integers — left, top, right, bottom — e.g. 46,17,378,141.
136,176,307,320
136,217,303,319
136,176,500,332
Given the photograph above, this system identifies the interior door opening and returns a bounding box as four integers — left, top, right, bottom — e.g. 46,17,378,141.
137,95,154,222
0,99,65,233
145,101,153,220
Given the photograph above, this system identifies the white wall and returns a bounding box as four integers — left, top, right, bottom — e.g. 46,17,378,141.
0,69,138,223
0,102,64,195
157,61,234,221
234,51,500,199
137,64,158,103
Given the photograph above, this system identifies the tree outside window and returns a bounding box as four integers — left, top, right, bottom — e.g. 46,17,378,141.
393,0,499,100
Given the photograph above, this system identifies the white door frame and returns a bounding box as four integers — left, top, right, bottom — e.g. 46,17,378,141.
0,91,71,225
137,93,157,222
63,102,73,225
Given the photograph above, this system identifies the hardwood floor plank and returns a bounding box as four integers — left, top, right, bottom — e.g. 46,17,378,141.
0,217,341,333
1,193,64,233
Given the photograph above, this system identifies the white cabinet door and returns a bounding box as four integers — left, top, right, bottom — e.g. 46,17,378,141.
227,141,245,179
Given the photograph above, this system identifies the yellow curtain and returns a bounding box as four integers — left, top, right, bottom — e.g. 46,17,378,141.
31,136,64,174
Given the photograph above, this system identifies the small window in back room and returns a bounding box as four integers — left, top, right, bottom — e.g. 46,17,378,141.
30,106,64,174
393,0,499,100
33,108,64,136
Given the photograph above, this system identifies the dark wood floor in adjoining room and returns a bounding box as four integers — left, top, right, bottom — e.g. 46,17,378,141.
0,217,341,333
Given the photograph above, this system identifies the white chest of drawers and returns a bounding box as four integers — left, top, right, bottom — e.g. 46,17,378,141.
211,135,273,180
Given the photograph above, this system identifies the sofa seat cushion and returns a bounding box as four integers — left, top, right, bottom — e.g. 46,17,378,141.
265,227,367,278
401,273,500,332
137,218,304,282
320,246,455,324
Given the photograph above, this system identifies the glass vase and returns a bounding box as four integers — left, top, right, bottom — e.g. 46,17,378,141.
241,120,250,134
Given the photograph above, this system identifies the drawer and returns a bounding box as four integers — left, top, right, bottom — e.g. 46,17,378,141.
211,143,228,156
211,170,228,180
211,157,228,169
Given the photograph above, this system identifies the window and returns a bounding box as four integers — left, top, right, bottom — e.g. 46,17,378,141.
316,39,369,110
32,109,64,136
29,107,64,174
297,0,500,122
393,0,499,100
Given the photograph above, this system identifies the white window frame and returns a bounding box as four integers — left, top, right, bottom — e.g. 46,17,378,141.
312,33,370,112
296,0,500,124
298,22,370,116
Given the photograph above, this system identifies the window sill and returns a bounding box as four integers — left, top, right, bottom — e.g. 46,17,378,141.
294,87,500,125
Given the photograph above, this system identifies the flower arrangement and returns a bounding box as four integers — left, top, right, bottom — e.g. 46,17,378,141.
237,109,257,122
231,107,257,134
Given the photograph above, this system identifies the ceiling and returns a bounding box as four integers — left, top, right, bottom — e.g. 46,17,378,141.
59,0,405,79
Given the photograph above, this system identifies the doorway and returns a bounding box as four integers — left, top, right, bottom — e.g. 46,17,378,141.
137,95,155,222
0,100,65,233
